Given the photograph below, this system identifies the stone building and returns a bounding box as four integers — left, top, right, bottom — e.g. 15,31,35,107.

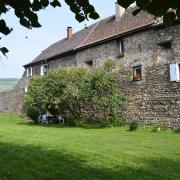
8,3,180,127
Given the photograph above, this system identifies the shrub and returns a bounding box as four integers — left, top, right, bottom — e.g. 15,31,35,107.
25,61,127,127
103,59,116,72
26,106,40,124
129,121,139,131
116,53,124,59
102,115,125,127
174,128,180,133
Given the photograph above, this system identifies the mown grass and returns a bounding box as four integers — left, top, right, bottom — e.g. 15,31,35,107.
0,113,179,179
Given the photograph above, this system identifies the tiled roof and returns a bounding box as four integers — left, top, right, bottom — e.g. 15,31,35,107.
24,7,155,67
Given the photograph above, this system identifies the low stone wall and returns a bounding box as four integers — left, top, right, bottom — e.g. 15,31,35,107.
0,74,26,115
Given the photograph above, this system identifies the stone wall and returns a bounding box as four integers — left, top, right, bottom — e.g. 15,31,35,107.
121,25,180,128
23,24,180,127
0,73,26,115
49,54,76,70
59,25,180,128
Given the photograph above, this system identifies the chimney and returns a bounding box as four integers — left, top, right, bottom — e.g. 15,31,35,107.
115,2,125,20
67,26,72,39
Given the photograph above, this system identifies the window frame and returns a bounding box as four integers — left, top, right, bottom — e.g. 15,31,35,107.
169,62,180,82
119,40,124,54
27,67,32,78
158,41,172,50
178,63,180,81
85,60,93,70
132,65,142,81
40,64,48,76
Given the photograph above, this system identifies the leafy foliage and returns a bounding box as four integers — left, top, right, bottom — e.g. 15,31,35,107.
0,0,99,56
174,128,180,133
26,106,40,123
129,121,139,131
1,1,180,56
25,62,126,126
118,0,180,26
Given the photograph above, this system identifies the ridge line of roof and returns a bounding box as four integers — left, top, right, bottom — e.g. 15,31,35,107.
76,23,154,51
24,6,156,68
76,21,101,49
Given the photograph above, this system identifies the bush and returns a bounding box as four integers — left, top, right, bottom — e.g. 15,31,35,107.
129,121,139,131
101,115,125,127
174,128,180,133
65,114,84,126
25,61,127,127
26,106,40,124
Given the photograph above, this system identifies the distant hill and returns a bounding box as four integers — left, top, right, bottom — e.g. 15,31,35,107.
0,78,19,92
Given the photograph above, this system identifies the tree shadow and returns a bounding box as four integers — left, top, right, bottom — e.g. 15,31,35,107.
18,121,106,130
0,141,179,179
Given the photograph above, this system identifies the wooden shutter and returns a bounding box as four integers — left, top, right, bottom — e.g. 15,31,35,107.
30,67,33,77
26,69,29,77
40,66,44,76
169,63,177,82
176,63,180,81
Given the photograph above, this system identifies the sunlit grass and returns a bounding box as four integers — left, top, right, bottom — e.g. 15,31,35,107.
0,113,179,179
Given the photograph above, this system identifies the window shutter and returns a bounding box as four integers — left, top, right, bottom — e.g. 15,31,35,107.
169,63,177,81
26,69,29,77
30,67,33,77
40,66,44,76
176,63,180,81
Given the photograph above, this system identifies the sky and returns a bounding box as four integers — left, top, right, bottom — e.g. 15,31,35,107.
0,0,116,78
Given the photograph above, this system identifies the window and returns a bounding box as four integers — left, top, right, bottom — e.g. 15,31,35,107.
40,64,48,76
157,41,172,59
169,62,180,82
119,40,124,54
138,43,142,52
26,67,32,78
133,65,142,81
159,41,171,49
85,60,93,70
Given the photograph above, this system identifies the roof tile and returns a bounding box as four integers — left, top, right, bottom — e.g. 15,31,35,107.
25,7,155,67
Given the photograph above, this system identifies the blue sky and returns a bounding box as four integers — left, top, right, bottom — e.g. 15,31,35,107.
0,0,115,78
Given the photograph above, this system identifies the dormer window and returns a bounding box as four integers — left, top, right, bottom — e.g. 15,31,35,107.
27,67,32,78
40,64,48,76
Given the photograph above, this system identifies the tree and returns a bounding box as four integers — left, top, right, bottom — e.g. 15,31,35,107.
0,0,99,56
25,62,126,127
118,0,180,26
0,0,180,56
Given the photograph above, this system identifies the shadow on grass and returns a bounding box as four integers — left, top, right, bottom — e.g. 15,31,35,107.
17,121,106,130
0,141,179,179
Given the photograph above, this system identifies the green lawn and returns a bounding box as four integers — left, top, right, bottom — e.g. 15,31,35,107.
0,113,179,179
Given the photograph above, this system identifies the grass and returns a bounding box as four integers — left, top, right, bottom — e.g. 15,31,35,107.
0,113,179,179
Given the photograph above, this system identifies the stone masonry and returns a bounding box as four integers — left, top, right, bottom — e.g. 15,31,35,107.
1,13,180,128
29,24,180,128
0,73,26,115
